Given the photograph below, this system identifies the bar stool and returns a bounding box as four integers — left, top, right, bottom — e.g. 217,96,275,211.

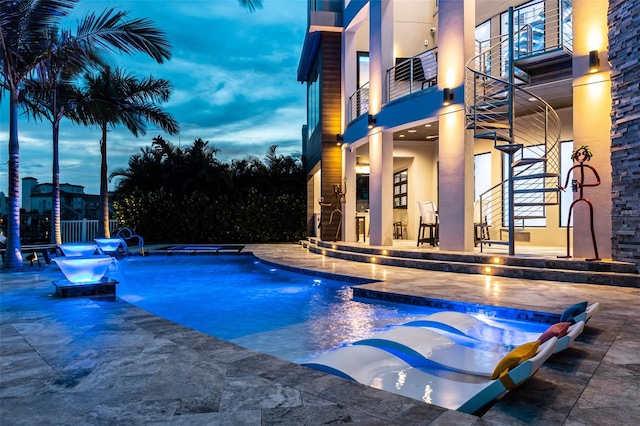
356,216,366,242
393,222,404,239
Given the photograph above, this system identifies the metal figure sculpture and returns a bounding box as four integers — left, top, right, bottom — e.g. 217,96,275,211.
558,145,601,261
318,179,347,242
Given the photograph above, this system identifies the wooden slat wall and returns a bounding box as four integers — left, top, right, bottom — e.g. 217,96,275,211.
319,32,344,241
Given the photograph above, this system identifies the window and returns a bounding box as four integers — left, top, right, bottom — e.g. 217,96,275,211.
307,58,320,138
561,0,572,50
500,0,545,76
502,146,546,227
559,141,574,227
475,20,491,74
356,52,370,117
474,152,492,200
393,170,408,209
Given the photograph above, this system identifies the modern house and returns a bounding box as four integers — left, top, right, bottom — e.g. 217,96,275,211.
21,177,103,220
298,0,638,270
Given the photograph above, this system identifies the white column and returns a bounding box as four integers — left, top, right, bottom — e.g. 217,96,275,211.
342,146,358,242
369,130,394,245
436,0,476,251
343,27,357,125
367,0,394,246
571,0,612,260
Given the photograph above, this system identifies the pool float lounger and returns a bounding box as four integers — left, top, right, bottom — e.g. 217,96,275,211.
352,321,583,377
403,302,597,346
303,337,558,414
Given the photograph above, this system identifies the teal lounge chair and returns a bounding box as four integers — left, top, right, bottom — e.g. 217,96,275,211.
303,337,558,414
352,322,583,375
403,303,597,346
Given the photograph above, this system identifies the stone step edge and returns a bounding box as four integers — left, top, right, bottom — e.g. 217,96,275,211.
306,239,638,274
305,244,640,287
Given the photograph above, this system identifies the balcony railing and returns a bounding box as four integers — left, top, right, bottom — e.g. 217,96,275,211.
512,0,572,59
386,47,438,103
347,81,369,123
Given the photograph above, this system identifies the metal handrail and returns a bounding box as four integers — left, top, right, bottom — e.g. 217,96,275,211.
385,47,438,103
347,82,370,123
347,47,440,122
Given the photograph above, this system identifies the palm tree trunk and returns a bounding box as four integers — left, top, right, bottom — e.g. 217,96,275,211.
50,121,62,245
4,89,24,270
98,124,111,238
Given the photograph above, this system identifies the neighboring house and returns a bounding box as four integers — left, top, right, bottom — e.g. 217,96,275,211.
298,0,639,269
21,177,111,220
17,177,115,243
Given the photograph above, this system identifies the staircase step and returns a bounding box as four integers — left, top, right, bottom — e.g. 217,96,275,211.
513,188,560,194
513,157,546,166
513,172,559,180
305,238,640,286
470,99,509,110
495,144,523,155
470,122,511,130
467,112,510,120
475,132,514,142
515,202,558,207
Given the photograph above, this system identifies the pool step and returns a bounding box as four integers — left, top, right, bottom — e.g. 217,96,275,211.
302,239,639,287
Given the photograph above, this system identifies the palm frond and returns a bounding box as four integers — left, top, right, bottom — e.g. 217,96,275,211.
75,8,171,63
238,0,263,13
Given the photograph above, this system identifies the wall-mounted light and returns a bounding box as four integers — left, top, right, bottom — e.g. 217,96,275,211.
336,134,343,145
367,114,376,129
443,87,453,106
588,50,600,73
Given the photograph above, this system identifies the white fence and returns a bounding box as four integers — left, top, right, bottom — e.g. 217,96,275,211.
61,219,120,243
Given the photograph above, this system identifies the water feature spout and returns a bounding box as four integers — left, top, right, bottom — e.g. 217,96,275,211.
53,255,116,284
95,238,128,258
59,243,99,257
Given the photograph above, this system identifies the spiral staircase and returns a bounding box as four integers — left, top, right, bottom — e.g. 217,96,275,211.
465,8,565,255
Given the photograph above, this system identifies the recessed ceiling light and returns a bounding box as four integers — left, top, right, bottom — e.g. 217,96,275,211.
408,129,417,133
528,97,537,102
399,134,405,137
426,135,438,140
424,124,432,127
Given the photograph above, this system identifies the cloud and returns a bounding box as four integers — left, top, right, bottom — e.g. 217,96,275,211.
0,0,307,196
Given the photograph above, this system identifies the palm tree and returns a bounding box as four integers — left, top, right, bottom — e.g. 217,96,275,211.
1,0,80,269
20,29,91,245
74,66,179,238
23,8,173,246
1,1,173,268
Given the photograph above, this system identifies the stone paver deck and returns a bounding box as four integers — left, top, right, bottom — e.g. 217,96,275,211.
1,243,639,425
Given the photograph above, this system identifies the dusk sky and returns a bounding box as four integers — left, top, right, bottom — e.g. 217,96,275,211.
0,0,307,195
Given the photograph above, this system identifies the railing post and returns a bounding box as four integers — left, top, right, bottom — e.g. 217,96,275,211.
508,6,516,256
81,219,87,242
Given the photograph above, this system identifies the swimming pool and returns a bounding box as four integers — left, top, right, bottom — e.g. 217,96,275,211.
114,255,549,363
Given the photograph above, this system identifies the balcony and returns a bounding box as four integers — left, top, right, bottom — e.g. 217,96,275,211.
387,48,438,104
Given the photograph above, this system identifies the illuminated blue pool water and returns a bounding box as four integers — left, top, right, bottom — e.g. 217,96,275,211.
114,255,548,363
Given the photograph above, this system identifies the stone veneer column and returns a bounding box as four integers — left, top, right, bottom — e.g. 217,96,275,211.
609,0,640,270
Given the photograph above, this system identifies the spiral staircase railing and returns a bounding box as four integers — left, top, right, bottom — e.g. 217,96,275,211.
465,14,562,254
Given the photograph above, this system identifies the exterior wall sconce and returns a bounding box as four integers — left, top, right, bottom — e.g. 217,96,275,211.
336,134,343,145
443,87,453,106
589,50,600,73
367,114,376,129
